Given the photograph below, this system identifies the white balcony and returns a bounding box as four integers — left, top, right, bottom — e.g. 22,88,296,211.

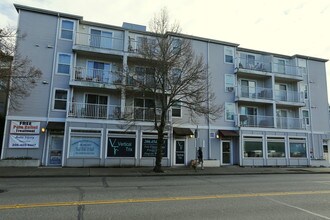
68,102,163,121
238,114,274,128
274,90,304,104
276,117,305,129
236,86,273,101
73,67,122,85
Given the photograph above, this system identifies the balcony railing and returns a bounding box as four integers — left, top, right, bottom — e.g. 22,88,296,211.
75,32,124,51
276,117,305,129
68,102,162,121
73,67,122,85
235,56,303,77
238,114,274,128
274,90,304,103
237,86,273,100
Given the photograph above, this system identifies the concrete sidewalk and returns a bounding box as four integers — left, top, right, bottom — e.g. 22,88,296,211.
0,166,330,178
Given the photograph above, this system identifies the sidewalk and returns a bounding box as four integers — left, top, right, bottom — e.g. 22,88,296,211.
0,166,330,178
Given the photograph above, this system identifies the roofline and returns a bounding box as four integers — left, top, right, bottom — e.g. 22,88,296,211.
14,4,83,20
238,47,328,62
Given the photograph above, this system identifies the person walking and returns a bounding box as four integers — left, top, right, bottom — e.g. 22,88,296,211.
197,147,204,170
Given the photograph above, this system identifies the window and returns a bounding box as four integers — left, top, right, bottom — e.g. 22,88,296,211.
172,38,181,54
225,102,235,121
289,138,306,158
297,58,307,75
172,101,181,117
241,80,256,98
224,46,234,64
60,20,74,40
302,110,309,126
54,89,68,110
303,84,308,99
87,61,111,83
267,137,285,157
90,29,112,49
57,53,71,74
172,68,182,83
225,74,235,92
243,136,263,158
134,98,155,121
69,130,101,158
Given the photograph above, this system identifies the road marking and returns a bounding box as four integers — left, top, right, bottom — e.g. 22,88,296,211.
266,197,330,220
1,190,330,210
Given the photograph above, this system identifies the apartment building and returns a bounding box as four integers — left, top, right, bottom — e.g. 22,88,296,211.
1,4,330,167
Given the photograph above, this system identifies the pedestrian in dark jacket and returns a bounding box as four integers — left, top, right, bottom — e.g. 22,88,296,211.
198,147,204,170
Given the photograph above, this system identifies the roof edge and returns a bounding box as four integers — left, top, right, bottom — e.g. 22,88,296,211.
14,4,83,20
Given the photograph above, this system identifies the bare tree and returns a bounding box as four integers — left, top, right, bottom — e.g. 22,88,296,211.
0,26,42,111
127,8,222,172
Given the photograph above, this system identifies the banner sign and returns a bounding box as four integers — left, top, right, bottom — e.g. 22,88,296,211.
108,137,135,157
10,121,40,134
69,137,100,157
142,138,168,157
9,135,39,148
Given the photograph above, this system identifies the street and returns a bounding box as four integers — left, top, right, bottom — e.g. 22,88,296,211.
1,174,330,219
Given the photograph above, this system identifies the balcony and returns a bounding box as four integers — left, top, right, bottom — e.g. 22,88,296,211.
238,114,274,128
72,67,122,87
235,55,304,80
276,117,305,129
236,86,273,102
74,32,124,56
274,90,305,106
68,102,162,122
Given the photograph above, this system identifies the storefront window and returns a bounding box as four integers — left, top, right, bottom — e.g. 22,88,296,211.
69,130,101,158
244,137,263,158
289,138,306,158
267,138,285,158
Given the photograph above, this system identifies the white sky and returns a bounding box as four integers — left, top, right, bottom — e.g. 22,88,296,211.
1,0,330,102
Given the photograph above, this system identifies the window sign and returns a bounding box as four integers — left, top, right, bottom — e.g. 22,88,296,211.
9,135,39,148
69,136,100,157
142,138,168,157
10,121,40,134
108,137,136,157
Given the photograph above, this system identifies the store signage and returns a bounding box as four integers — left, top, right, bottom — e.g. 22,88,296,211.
69,137,100,157
108,137,135,157
9,135,39,148
10,121,40,134
142,138,168,157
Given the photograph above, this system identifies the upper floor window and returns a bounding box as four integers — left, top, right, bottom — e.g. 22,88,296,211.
90,29,113,49
225,74,235,92
172,38,181,54
302,109,310,126
57,53,71,74
303,84,308,99
60,20,74,40
225,102,235,121
224,46,234,64
297,58,307,75
172,101,181,117
53,89,68,110
172,68,182,83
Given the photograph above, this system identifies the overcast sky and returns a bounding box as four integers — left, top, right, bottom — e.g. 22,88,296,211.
1,0,330,102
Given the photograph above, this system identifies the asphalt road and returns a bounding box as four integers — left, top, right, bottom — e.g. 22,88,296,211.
1,174,330,220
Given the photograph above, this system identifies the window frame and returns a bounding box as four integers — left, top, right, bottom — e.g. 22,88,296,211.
266,136,286,158
225,74,235,92
243,136,263,158
172,101,182,118
224,46,234,64
60,19,74,41
302,109,310,126
57,53,72,75
53,88,69,111
288,137,307,158
225,102,235,121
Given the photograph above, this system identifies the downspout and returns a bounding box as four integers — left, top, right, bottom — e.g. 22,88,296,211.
207,41,211,159
41,13,60,166
306,57,314,165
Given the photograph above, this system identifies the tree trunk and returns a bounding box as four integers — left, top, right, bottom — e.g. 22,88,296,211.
153,111,166,173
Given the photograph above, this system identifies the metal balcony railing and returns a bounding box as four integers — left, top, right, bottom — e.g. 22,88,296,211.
73,67,122,85
238,114,274,128
274,90,304,103
68,102,163,121
237,86,273,100
235,56,304,77
276,117,305,129
75,32,124,51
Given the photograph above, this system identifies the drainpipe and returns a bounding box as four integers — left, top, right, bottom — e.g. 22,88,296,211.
306,57,314,165
207,41,211,159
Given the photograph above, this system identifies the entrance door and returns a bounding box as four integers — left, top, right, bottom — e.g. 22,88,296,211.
175,140,185,165
221,141,231,165
48,135,64,166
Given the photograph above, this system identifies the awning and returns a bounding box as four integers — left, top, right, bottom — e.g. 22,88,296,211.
46,122,65,130
173,127,194,136
218,130,239,137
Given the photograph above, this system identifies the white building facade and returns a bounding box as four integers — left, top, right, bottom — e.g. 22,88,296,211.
1,4,330,167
